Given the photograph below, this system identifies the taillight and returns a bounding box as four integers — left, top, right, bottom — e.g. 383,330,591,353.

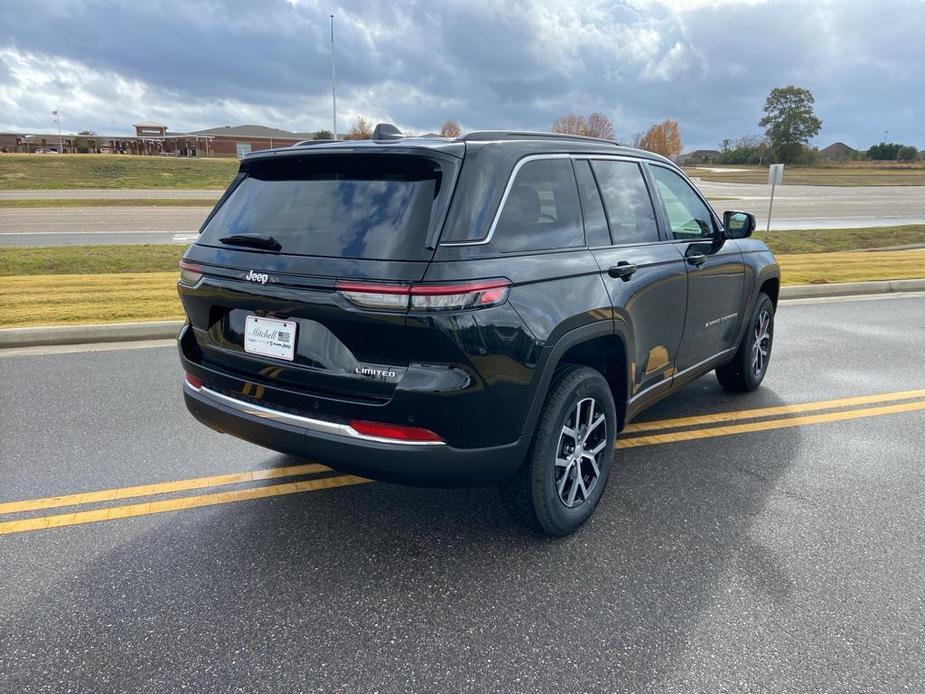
349,420,444,443
335,278,510,312
185,373,203,389
179,260,203,285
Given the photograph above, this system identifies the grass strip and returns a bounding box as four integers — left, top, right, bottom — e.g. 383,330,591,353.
0,245,185,276
1,251,923,327
0,198,218,208
755,225,925,254
774,249,925,285
0,154,238,190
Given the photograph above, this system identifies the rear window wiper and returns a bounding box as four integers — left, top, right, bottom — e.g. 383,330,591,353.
218,233,281,251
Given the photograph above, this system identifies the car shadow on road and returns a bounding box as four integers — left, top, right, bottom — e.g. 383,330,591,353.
3,382,802,692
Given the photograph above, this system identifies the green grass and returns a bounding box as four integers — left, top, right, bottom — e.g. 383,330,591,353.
0,245,184,276
685,165,925,186
0,198,218,208
0,154,239,190
755,225,925,254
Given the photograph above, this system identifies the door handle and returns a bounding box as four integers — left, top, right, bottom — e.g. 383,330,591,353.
686,253,706,267
608,261,637,282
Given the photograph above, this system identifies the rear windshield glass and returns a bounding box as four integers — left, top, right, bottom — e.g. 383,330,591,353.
198,154,445,259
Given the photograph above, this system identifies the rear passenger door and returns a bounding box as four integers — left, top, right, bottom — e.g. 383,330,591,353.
647,164,745,373
576,158,688,398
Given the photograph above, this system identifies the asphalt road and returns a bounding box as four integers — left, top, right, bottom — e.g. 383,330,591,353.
694,180,925,230
0,182,923,245
1,293,923,692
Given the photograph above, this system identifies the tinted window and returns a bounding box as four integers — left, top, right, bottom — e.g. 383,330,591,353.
591,160,659,245
650,165,714,240
574,161,611,247
493,158,583,252
198,154,444,259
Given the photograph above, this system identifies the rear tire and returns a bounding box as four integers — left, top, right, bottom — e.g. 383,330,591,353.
716,292,774,392
500,365,617,536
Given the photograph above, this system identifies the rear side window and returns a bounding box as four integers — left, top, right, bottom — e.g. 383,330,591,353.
590,160,659,245
198,154,445,259
492,158,583,253
650,165,715,240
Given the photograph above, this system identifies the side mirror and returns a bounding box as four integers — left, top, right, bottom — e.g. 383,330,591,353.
723,210,756,239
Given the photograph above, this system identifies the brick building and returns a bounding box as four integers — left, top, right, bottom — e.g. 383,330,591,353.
0,122,324,157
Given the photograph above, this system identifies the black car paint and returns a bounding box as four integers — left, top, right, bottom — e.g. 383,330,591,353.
178,136,780,486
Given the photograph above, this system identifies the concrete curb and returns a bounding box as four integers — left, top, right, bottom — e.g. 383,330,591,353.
779,278,925,300
0,320,183,349
1,279,923,349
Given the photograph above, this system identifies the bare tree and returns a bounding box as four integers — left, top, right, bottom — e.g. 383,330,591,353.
585,112,614,140
552,112,615,140
629,132,644,149
440,118,462,138
346,116,373,140
551,113,589,136
638,119,683,159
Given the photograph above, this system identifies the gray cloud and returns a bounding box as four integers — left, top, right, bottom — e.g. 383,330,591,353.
1,0,922,149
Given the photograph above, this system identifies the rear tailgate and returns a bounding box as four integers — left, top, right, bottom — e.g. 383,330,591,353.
179,150,458,404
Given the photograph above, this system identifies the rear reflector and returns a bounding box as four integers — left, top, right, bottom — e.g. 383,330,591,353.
349,420,444,443
178,260,203,285
185,373,203,389
336,278,510,312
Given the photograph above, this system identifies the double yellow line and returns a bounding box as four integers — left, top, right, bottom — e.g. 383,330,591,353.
2,388,924,536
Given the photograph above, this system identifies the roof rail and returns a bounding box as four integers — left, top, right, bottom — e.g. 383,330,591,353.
461,130,622,147
292,139,336,147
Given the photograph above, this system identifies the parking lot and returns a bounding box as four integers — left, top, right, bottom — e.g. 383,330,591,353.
1,292,923,692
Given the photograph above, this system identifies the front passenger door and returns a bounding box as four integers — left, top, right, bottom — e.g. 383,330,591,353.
648,164,745,373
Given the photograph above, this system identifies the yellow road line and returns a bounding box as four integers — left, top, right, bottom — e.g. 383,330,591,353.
4,394,925,536
618,399,925,448
0,474,371,536
623,388,925,434
0,463,330,515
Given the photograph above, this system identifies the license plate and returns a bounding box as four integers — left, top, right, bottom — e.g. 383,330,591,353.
244,315,297,362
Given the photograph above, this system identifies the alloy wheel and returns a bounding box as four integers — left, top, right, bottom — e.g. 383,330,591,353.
555,397,607,508
751,309,771,376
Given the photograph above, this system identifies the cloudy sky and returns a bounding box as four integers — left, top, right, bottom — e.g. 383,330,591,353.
1,0,922,150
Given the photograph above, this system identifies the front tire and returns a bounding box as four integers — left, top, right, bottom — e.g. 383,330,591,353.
716,292,774,392
500,365,617,536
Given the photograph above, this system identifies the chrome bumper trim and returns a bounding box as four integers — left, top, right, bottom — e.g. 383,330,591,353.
185,382,445,447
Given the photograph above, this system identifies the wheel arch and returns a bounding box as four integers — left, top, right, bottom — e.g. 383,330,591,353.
523,321,631,436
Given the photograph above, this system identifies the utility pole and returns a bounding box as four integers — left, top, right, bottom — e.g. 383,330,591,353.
330,14,337,141
52,109,63,152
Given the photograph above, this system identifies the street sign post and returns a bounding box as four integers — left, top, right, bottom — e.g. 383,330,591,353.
767,164,784,232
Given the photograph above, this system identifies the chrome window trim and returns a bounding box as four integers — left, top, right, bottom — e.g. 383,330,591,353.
185,382,446,446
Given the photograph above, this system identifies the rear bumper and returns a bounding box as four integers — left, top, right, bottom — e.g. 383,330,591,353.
184,383,529,487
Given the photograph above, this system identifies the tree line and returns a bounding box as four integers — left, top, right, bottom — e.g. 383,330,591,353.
326,91,920,166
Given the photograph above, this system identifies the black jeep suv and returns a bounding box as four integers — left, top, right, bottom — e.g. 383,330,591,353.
178,126,780,535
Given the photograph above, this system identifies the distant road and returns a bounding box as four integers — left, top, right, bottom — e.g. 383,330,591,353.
0,183,922,246
694,180,925,230
0,206,207,246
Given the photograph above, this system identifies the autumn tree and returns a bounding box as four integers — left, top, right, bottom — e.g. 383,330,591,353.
759,86,822,164
585,112,614,140
345,116,372,140
440,118,461,138
551,112,615,140
638,119,683,159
